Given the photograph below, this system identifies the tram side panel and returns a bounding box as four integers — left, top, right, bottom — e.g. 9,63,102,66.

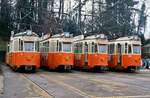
47,53,74,69
74,50,108,69
121,54,141,69
109,54,141,69
88,54,108,68
8,52,40,69
75,54,108,69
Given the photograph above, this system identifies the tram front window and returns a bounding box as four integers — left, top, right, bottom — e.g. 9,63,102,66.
133,45,141,54
24,41,35,51
98,44,107,53
63,42,72,52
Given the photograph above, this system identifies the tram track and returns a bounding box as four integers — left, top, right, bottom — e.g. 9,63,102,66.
71,70,150,86
108,71,150,81
39,73,94,98
40,71,150,98
22,74,55,98
69,72,150,91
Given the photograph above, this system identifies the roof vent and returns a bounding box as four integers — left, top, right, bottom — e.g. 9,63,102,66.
26,30,32,36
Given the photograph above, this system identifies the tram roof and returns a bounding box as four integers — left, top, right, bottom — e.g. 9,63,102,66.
116,36,140,41
51,33,73,38
40,33,73,41
13,30,39,37
73,34,107,42
109,36,141,42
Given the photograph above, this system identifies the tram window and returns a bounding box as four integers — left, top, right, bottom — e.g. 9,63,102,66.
85,42,88,53
14,40,19,51
59,42,62,52
133,45,141,54
109,44,114,54
74,44,78,53
63,42,72,52
24,41,34,51
128,45,132,54
56,40,59,51
95,44,98,52
50,41,56,52
49,42,52,52
77,43,83,53
91,42,95,53
125,43,128,53
19,39,23,51
35,41,39,51
98,44,107,53
43,41,49,52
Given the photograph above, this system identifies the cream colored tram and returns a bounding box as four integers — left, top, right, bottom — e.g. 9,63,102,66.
40,33,74,71
6,30,40,72
108,36,142,71
73,34,108,71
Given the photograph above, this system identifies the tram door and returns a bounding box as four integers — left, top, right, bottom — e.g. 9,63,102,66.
117,43,122,64
84,42,88,65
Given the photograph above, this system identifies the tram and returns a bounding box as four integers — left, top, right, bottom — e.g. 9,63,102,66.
40,33,74,71
108,36,142,71
73,34,108,71
6,30,40,72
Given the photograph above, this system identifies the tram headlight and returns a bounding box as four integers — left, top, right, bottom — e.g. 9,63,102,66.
65,57,70,61
20,53,23,56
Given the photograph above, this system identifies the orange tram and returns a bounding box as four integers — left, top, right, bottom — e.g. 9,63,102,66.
108,36,142,71
6,30,40,72
40,33,74,71
73,34,108,71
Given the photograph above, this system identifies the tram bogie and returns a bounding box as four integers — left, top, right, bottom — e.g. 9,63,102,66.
108,36,142,71
6,30,40,72
40,33,74,71
74,34,108,71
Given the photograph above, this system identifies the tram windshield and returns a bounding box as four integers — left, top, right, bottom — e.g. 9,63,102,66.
133,45,141,54
62,42,72,52
24,41,35,51
98,44,107,53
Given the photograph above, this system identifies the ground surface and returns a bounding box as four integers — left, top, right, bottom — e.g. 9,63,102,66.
0,67,3,98
1,64,150,98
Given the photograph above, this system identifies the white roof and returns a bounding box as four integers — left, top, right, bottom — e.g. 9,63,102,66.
13,30,39,37
73,34,107,42
116,36,141,41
